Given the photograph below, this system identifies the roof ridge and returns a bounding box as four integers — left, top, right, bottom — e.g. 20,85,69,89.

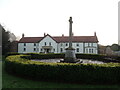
23,37,42,38
19,35,98,43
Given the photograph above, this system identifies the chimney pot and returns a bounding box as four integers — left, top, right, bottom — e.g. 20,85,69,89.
94,32,96,36
22,33,24,38
44,33,46,36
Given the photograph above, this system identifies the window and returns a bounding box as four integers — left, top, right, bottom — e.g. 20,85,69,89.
61,43,63,46
88,43,90,46
76,43,79,46
66,43,68,46
53,49,55,52
91,43,93,47
41,48,42,52
49,42,51,46
24,43,26,46
91,49,94,53
34,43,36,46
60,48,63,52
89,48,94,53
89,43,93,47
34,48,36,51
23,48,26,51
86,48,88,53
45,42,47,46
76,48,79,52
89,49,91,53
37,48,39,51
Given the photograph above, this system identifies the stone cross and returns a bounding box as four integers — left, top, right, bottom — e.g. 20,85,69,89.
63,17,78,63
69,17,73,48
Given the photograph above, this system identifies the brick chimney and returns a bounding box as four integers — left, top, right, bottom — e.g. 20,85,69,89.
94,32,96,36
22,33,24,38
44,33,46,36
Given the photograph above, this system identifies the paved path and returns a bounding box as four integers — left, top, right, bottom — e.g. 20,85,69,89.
32,59,104,64
32,59,64,63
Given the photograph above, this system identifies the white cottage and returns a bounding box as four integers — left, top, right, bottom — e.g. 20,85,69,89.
18,33,99,54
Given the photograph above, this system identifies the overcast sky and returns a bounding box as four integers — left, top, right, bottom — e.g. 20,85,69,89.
0,0,119,45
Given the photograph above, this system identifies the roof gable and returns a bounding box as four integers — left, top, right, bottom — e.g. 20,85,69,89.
39,34,58,43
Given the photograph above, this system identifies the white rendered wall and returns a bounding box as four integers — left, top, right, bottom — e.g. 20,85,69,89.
58,43,69,53
58,42,98,54
18,37,98,54
18,43,22,53
38,36,58,53
72,43,84,53
18,43,39,53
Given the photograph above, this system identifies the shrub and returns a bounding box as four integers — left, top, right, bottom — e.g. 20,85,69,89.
5,55,120,84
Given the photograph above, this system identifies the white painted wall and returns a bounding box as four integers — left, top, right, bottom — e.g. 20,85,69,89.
38,36,58,53
18,43,39,53
72,43,84,53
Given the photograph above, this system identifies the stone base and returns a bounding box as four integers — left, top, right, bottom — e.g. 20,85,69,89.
63,48,79,63
62,58,80,63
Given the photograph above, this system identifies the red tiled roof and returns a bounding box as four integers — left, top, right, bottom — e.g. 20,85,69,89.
19,35,98,43
19,37,43,43
53,36,98,43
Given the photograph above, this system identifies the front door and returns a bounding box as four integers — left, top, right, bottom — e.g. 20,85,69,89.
46,49,49,53
44,49,50,53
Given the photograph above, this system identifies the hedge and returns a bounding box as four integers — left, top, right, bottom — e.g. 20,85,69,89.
76,54,120,63
5,55,120,84
5,52,120,62
21,53,120,63
24,53,64,59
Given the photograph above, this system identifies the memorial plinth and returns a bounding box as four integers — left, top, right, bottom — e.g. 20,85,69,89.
64,48,77,63
63,17,79,63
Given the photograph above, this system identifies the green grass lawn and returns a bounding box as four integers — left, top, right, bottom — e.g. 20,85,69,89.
2,61,120,89
0,60,2,89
